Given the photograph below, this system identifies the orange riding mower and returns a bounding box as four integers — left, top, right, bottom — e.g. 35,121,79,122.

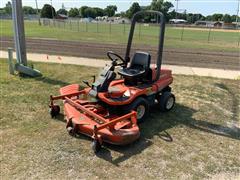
49,11,175,153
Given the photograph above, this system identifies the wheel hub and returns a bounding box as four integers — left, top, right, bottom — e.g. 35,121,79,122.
136,105,146,119
166,97,174,110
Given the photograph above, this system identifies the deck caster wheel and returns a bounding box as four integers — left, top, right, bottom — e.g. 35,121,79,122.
92,140,101,153
49,105,60,118
67,126,76,137
158,92,175,112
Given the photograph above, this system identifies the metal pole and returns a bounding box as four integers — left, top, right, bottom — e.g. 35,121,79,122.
50,0,54,19
175,0,179,19
138,23,141,39
97,21,99,33
78,19,80,32
86,22,88,32
207,27,211,43
12,0,27,66
35,0,41,25
236,0,239,23
109,22,111,34
7,48,14,75
180,24,184,41
123,22,126,34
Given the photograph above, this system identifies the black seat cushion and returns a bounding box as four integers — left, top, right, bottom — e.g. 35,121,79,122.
118,51,151,79
118,67,145,77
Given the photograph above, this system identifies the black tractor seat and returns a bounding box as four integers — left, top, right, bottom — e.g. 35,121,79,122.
118,51,151,80
119,65,145,77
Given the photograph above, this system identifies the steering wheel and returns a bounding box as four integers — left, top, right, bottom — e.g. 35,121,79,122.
107,51,125,66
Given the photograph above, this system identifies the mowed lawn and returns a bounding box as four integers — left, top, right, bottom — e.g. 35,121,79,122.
1,20,239,52
0,59,240,179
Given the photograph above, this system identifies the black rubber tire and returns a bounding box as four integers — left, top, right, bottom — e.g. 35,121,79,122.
50,105,60,118
67,126,76,137
92,140,101,153
66,119,77,137
128,97,149,123
158,92,175,112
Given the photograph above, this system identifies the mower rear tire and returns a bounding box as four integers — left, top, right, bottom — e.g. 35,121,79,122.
129,97,149,123
158,92,175,112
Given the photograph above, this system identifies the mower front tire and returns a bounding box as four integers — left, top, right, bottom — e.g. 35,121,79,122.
129,97,149,123
158,92,175,112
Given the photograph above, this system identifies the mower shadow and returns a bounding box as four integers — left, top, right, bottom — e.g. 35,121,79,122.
96,103,240,165
20,75,70,86
53,103,239,166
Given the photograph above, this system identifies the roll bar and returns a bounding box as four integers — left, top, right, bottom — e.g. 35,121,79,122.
124,10,166,82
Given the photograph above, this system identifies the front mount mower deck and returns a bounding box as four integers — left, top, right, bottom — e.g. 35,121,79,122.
49,11,175,153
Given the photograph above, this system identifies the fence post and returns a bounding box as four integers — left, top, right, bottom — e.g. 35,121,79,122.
207,27,211,43
123,23,126,34
70,20,72,30
64,20,65,29
7,48,14,75
97,21,99,33
86,22,88,32
109,22,111,34
138,23,141,39
77,19,80,32
237,27,240,46
180,25,184,41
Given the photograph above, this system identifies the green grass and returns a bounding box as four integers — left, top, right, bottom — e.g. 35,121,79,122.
1,20,239,52
0,59,240,179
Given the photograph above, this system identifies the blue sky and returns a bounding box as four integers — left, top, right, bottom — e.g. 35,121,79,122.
1,0,239,16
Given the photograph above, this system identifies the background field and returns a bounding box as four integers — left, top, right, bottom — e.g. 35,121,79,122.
1,59,239,179
1,20,239,52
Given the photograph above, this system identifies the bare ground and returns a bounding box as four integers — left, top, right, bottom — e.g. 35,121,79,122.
1,36,239,70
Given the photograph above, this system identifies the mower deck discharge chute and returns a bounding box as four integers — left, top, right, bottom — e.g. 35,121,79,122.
49,11,175,153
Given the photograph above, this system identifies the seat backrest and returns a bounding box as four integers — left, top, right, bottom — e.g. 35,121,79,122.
130,51,151,70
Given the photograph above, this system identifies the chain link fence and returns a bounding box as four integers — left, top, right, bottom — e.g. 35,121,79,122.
42,18,240,47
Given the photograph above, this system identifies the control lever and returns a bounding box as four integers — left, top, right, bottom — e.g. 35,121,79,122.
82,80,91,87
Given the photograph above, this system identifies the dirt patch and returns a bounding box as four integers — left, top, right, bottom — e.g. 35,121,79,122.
1,36,239,70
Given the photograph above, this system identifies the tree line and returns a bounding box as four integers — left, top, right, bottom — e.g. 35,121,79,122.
0,0,238,23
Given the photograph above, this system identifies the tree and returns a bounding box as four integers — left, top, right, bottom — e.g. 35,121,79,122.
23,6,37,15
93,7,104,17
222,14,232,23
212,13,223,21
150,0,173,21
80,6,89,17
205,15,212,21
4,1,12,15
40,4,56,18
126,2,141,18
84,7,97,18
231,15,237,22
57,8,68,15
68,8,79,17
104,5,117,17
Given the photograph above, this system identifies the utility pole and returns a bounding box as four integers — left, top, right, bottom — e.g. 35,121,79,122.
236,0,239,24
50,0,54,19
12,0,27,66
175,0,179,19
35,0,41,25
